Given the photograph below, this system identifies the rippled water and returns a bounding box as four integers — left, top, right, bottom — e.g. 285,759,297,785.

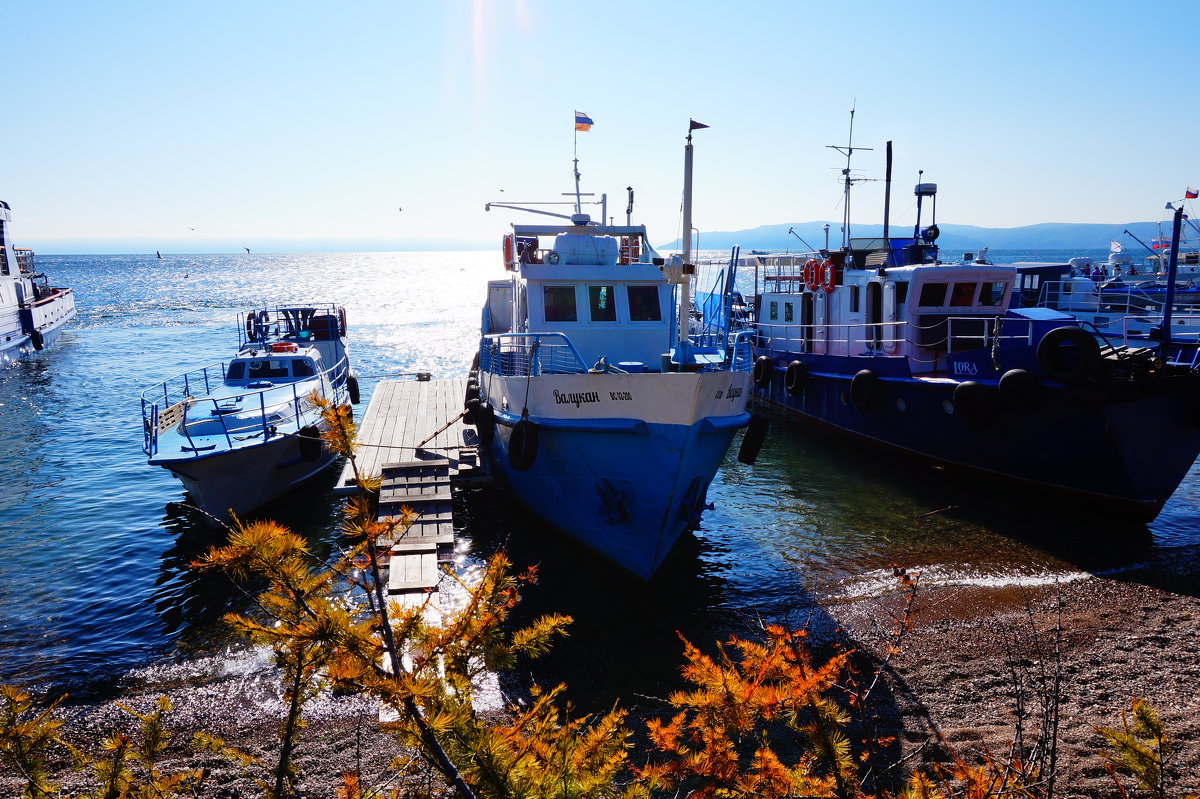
1,249,1198,706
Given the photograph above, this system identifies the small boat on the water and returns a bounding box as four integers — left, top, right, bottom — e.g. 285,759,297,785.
0,200,77,363
747,139,1200,521
140,304,360,520
468,126,756,579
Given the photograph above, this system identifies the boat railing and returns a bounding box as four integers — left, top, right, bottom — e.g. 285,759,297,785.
729,330,756,372
238,303,347,349
141,355,350,457
479,333,589,377
755,315,1037,360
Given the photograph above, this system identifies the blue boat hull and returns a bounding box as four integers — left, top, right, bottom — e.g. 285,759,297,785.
487,417,741,580
753,359,1200,519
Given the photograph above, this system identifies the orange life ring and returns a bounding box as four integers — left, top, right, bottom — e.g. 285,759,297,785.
502,234,514,268
803,258,820,291
821,259,837,292
338,306,348,337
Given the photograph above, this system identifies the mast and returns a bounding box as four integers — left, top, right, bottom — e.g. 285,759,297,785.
826,106,872,251
1160,204,1185,345
679,124,697,348
882,140,893,246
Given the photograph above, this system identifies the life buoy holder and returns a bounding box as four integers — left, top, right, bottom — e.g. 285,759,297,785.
752,355,774,389
1036,326,1101,385
821,259,837,292
298,424,322,462
850,369,882,411
508,419,538,471
502,234,514,268
803,258,820,292
784,360,807,396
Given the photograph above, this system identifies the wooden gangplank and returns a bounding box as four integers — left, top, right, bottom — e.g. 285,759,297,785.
336,377,488,609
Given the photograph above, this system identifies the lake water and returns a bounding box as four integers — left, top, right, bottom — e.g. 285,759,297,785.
1,249,1197,707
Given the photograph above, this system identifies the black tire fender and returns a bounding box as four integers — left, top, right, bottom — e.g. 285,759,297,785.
784,360,807,396
347,375,361,405
998,368,1040,410
752,355,774,389
508,419,538,471
737,415,769,465
29,330,44,351
476,402,496,447
850,369,881,411
298,424,322,462
952,380,998,428
1037,326,1101,385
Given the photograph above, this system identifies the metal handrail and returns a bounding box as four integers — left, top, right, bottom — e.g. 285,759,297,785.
478,332,589,377
755,316,1039,357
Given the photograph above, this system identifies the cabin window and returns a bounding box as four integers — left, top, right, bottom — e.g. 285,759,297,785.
293,359,316,377
849,285,860,313
769,301,779,321
895,282,909,304
627,286,661,321
543,286,578,322
588,285,617,322
979,281,1007,307
950,282,976,307
227,362,246,380
248,359,290,379
919,282,948,306
784,302,794,322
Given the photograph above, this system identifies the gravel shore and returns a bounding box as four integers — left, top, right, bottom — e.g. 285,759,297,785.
5,574,1198,797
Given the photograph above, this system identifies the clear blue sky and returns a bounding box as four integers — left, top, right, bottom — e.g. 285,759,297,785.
6,0,1199,253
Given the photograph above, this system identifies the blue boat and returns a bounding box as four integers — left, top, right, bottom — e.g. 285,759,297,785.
141,304,359,520
747,143,1200,521
0,200,77,363
469,129,755,579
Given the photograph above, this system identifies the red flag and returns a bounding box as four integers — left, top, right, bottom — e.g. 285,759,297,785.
1186,187,1198,199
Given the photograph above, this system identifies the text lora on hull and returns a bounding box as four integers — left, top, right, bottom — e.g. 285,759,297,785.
467,124,759,580
0,200,77,363
747,138,1200,520
140,304,360,521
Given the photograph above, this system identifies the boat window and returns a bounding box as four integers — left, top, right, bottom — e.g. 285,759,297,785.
227,362,246,380
919,282,948,306
950,282,976,306
979,281,1007,307
784,302,794,322
895,282,909,304
588,285,617,322
292,359,316,377
627,286,661,321
849,285,860,313
769,301,779,321
543,286,578,322
248,359,290,379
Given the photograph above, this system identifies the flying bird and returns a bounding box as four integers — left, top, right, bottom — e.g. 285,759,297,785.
244,247,251,254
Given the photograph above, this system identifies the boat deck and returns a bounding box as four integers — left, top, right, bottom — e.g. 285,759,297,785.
336,377,489,610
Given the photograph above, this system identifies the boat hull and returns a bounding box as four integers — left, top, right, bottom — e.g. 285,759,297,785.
482,370,751,579
753,361,1200,519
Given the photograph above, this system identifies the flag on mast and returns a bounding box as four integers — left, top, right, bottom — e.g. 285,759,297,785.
689,119,710,131
574,111,593,131
1110,240,1122,254
1186,187,1198,199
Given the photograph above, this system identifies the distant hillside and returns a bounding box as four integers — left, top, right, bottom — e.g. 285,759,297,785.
660,221,1173,253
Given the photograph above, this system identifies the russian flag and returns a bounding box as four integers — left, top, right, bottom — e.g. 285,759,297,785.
574,111,593,132
1186,187,1198,199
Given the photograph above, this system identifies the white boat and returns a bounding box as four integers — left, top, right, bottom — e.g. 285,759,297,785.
469,127,757,579
141,304,359,520
0,200,77,363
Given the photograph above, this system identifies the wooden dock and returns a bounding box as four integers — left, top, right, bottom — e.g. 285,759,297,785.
336,377,488,609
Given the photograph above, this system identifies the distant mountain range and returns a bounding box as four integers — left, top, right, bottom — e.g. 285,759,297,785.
661,221,1181,253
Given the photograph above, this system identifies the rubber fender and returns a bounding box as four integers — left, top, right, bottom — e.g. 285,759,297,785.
508,419,538,471
850,369,882,411
998,368,1040,411
737,415,769,465
29,330,44,351
1036,326,1101,385
784,360,807,396
347,375,361,405
752,355,774,389
952,380,999,428
463,397,480,426
298,424,322,462
475,402,496,447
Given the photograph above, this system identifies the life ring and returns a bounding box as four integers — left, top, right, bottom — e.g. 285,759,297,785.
821,259,837,292
475,402,496,447
803,258,820,292
502,234,514,267
998,368,1040,411
298,424,322,462
924,224,940,242
784,360,807,396
545,251,561,265
508,419,538,471
245,311,257,339
29,329,44,351
752,355,774,389
1036,326,1101,385
737,415,769,465
338,307,348,338
850,369,881,411
347,374,361,405
952,380,997,428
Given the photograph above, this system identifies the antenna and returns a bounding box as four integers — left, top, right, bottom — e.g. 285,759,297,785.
826,105,872,249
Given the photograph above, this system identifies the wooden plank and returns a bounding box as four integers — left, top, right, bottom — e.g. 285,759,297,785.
388,549,439,593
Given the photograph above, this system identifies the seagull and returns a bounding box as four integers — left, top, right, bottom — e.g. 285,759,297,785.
397,207,403,212
244,247,251,254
